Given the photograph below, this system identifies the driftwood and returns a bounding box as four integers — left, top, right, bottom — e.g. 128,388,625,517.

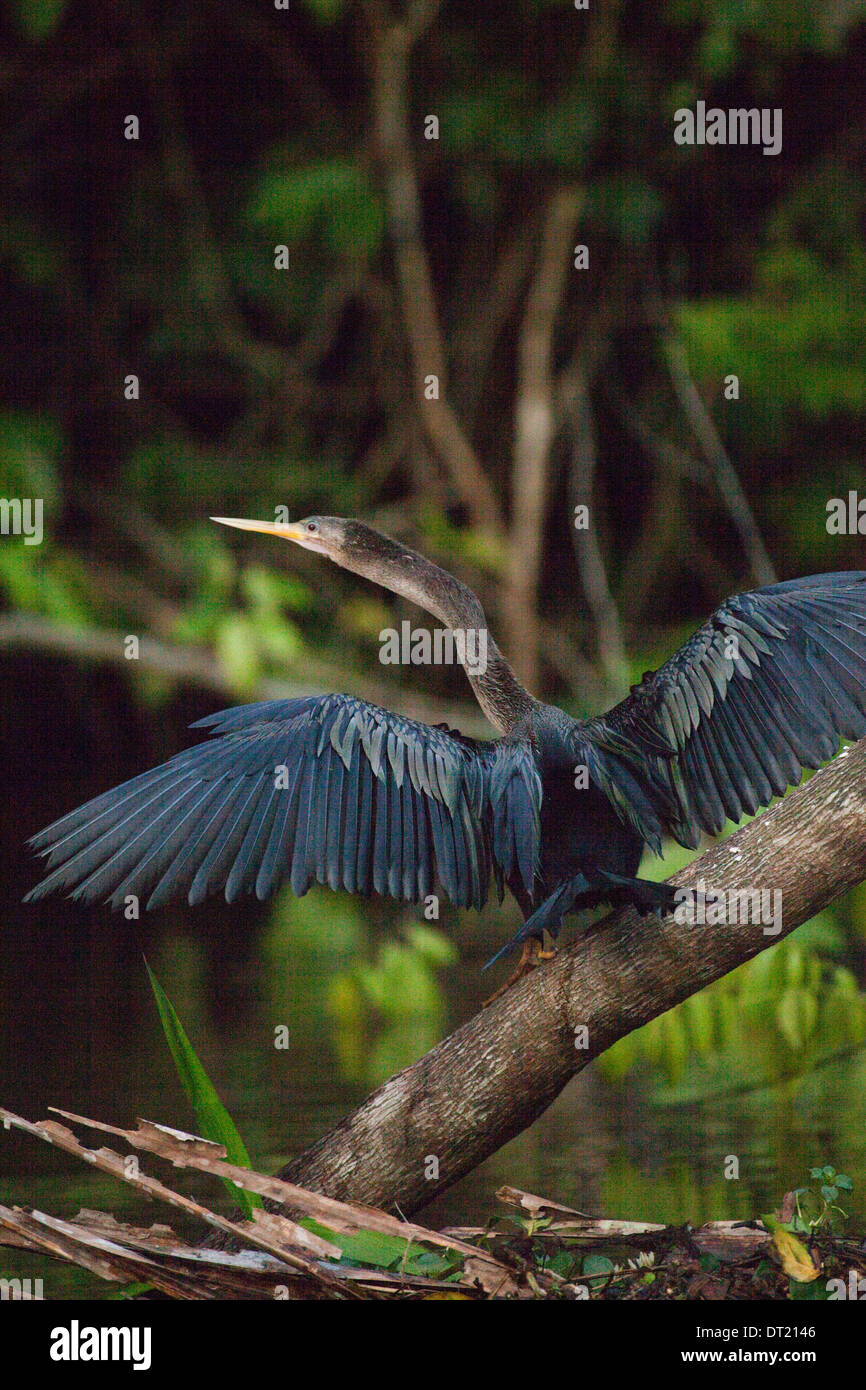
0,1108,524,1299
277,740,866,1216
0,1118,794,1300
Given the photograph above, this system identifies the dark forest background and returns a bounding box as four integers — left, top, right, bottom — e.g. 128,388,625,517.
3,0,866,714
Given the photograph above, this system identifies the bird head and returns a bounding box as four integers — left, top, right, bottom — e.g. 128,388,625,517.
211,513,460,621
211,514,348,559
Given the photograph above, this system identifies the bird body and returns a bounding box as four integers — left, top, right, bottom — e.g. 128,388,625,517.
536,738,644,896
25,516,866,977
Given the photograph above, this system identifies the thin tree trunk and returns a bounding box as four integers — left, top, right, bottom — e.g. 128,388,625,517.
506,185,583,690
278,740,866,1214
365,2,504,536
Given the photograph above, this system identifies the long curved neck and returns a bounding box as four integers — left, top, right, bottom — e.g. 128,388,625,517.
343,531,537,734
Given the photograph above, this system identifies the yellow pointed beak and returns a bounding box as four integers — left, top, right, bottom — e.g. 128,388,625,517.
211,516,308,544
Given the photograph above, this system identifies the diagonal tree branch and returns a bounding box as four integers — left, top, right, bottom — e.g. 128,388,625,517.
278,739,866,1215
650,298,777,589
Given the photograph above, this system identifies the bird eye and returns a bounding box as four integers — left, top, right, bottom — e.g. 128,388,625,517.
306,521,318,533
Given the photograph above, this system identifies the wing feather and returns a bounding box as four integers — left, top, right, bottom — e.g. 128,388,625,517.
27,694,543,911
600,572,866,846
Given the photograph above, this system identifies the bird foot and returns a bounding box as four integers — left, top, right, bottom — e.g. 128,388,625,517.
482,937,556,1008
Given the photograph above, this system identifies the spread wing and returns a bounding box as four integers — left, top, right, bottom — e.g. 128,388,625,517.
598,572,866,848
26,694,541,911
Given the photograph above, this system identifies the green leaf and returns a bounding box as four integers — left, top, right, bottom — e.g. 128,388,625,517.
10,0,68,41
145,961,261,1217
763,1218,820,1283
790,1277,829,1301
403,923,458,967
248,161,384,258
300,1220,448,1276
241,564,312,614
776,986,818,1050
835,1175,854,1192
544,1249,580,1278
302,0,345,22
589,174,664,247
661,1007,688,1082
0,409,62,506
697,26,737,79
107,1281,154,1300
214,613,261,694
685,990,715,1054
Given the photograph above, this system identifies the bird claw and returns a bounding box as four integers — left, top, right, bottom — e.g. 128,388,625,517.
481,936,556,1007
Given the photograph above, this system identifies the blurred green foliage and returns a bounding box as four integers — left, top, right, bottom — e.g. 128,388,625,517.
9,0,68,42
678,169,866,448
599,914,866,1094
248,161,384,260
326,922,458,1084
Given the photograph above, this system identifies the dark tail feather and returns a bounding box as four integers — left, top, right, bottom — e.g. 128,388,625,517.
483,874,594,970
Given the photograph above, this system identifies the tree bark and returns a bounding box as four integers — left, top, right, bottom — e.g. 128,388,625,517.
278,740,866,1215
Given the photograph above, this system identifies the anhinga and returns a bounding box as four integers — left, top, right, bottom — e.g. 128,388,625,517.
25,517,866,985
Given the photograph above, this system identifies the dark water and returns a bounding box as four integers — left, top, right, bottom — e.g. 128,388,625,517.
3,654,866,1297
